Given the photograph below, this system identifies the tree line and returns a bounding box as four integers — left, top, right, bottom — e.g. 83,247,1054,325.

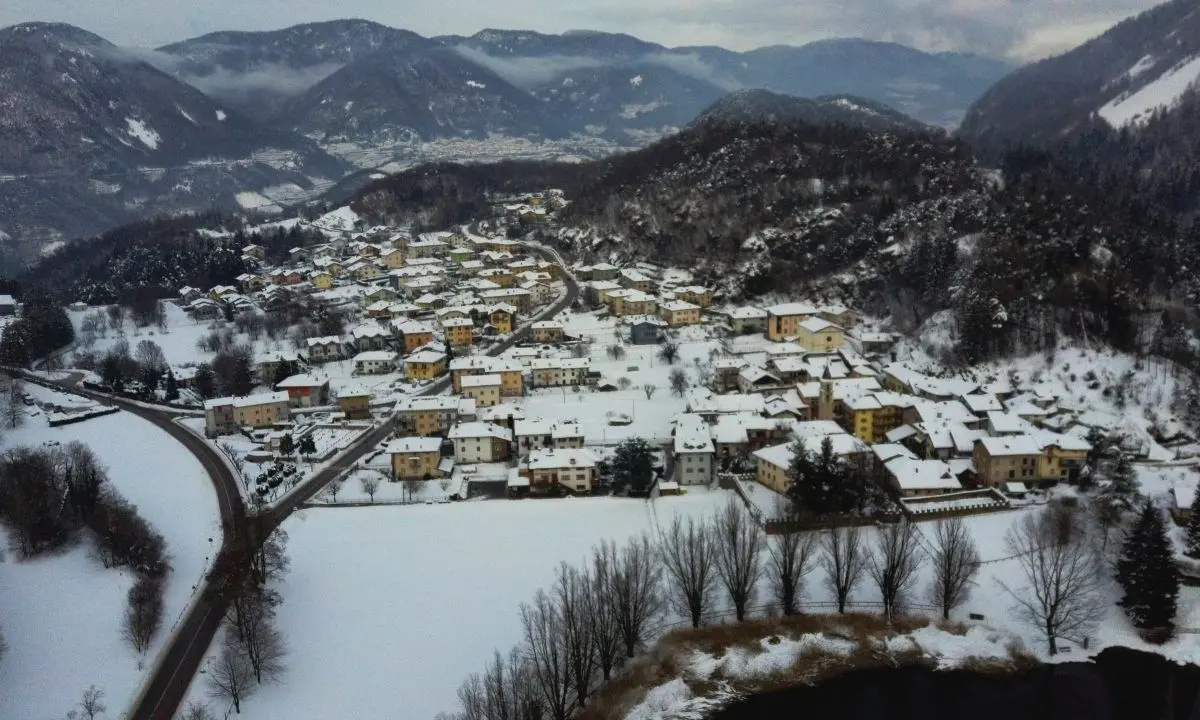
442,499,987,720
0,440,170,655
0,290,75,368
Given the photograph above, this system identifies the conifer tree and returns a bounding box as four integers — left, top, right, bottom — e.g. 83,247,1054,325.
1106,452,1140,511
1117,502,1178,635
1185,493,1200,559
164,370,179,401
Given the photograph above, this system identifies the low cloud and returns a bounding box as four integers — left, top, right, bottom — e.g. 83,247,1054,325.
451,45,608,87
176,62,345,98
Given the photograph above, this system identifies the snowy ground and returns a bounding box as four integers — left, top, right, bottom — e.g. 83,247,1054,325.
0,384,220,719
211,489,734,719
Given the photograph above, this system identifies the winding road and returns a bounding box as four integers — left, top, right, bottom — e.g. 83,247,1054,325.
103,241,580,719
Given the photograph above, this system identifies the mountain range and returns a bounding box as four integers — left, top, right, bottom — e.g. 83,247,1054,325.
0,19,1012,267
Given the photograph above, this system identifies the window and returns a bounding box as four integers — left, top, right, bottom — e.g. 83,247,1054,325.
1008,470,1015,479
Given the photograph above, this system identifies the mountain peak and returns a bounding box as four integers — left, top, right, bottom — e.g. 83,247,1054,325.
0,21,113,48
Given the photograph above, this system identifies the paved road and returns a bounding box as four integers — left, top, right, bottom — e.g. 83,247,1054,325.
121,240,579,718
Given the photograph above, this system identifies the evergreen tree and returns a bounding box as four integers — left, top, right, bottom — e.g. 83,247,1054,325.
786,437,849,516
278,434,295,457
232,356,254,397
611,437,655,495
272,362,292,387
1117,502,1179,635
193,363,216,399
1185,493,1200,559
164,370,179,401
297,434,317,458
1106,452,1140,511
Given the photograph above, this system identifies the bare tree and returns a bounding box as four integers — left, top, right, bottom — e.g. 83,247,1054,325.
123,576,163,653
359,473,381,503
606,344,626,360
552,564,596,709
821,526,866,614
610,534,663,658
659,515,717,628
766,516,818,615
4,377,24,429
217,442,246,480
1001,503,1104,655
587,542,625,680
105,304,125,332
208,639,256,714
456,649,543,720
521,589,574,720
926,517,981,620
325,478,344,503
657,342,680,365
233,591,287,684
65,685,105,720
642,383,657,400
712,499,763,621
668,367,690,397
180,701,216,720
134,340,167,372
868,520,925,620
402,477,424,504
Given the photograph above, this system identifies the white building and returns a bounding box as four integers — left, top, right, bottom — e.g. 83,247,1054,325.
448,422,513,463
354,351,399,375
673,413,715,486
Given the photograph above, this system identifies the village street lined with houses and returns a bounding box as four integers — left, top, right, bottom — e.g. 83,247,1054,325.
2,188,1200,720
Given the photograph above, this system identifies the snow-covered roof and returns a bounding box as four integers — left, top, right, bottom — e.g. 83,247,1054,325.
354,351,398,362
531,320,564,330
528,448,596,470
337,385,372,398
797,317,840,333
766,302,818,317
977,435,1042,457
352,325,390,339
661,300,700,312
449,356,521,372
961,394,1003,414
232,391,289,408
884,458,962,491
872,443,918,465
406,350,446,364
530,358,589,370
395,396,461,413
386,437,442,454
986,411,1031,434
729,306,767,319
514,418,556,437
674,414,715,454
461,374,502,388
449,422,512,441
684,388,766,415
276,373,329,389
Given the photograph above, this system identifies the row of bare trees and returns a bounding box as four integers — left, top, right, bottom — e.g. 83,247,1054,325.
203,519,291,715
447,501,987,720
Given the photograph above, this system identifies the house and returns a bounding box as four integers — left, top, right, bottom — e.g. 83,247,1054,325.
673,286,712,308
391,319,436,354
204,392,291,436
395,396,474,436
737,366,784,395
857,332,897,356
752,433,869,495
408,238,448,258
882,457,962,498
610,290,657,317
270,270,304,286
526,449,598,494
659,300,702,327
405,349,448,381
489,304,517,334
449,247,476,264
310,271,334,290
530,358,590,387
1034,431,1091,483
513,419,584,457
380,248,406,269
531,321,565,344
187,298,222,320
765,302,818,341
729,306,768,334
794,318,844,353
306,336,344,363
972,436,1043,487
275,374,331,407
629,317,666,345
448,422,513,463
241,244,266,261
479,287,533,314
352,325,391,352
365,300,393,319
442,317,475,346
363,286,398,304
387,437,445,480
618,268,654,293
460,374,503,408
590,263,619,281
236,273,265,292
673,414,715,486
479,268,514,287
818,304,858,329
337,386,372,420
449,356,524,396
354,351,398,375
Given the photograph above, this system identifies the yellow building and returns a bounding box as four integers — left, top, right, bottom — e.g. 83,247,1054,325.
394,396,466,436
531,321,565,343
402,328,435,354
442,317,474,346
337,387,372,420
310,272,333,290
387,437,444,480
489,305,517,334
765,303,818,341
460,374,503,407
1037,438,1090,483
795,318,845,353
659,300,701,327
405,350,448,380
610,290,657,317
350,263,382,281
381,248,406,269
973,436,1042,487
233,392,291,429
479,268,514,287
674,286,712,308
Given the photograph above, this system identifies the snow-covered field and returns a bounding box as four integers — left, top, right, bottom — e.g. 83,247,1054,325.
231,490,733,719
0,384,220,719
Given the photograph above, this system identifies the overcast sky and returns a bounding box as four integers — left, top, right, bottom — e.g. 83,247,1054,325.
0,0,1159,61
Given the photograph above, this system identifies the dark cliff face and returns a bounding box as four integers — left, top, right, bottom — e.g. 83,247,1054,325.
711,648,1198,720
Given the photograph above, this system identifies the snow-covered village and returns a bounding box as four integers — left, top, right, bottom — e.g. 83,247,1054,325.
1,181,1200,720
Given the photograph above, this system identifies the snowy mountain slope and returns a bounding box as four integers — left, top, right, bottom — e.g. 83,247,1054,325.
0,22,347,269
960,0,1200,157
